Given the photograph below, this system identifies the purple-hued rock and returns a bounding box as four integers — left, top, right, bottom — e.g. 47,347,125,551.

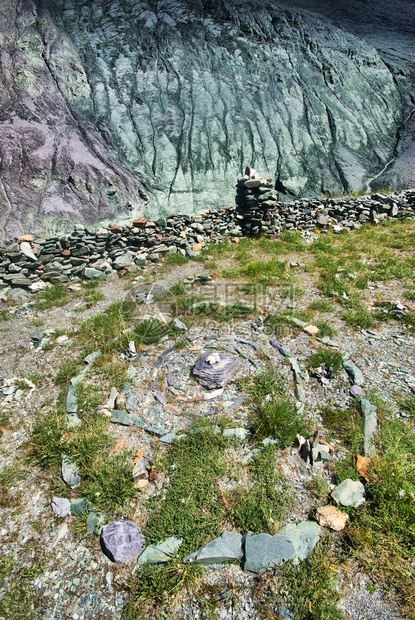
51,496,71,517
192,351,241,389
350,385,364,398
101,520,145,564
167,373,175,387
153,390,167,405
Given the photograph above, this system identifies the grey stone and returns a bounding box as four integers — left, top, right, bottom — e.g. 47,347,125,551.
61,456,81,489
279,521,323,562
70,498,95,516
132,458,148,481
361,398,377,457
113,252,134,269
19,242,37,261
84,267,103,279
222,427,250,440
67,413,81,428
331,479,366,507
184,531,243,565
65,385,78,413
86,512,106,535
84,350,101,365
343,360,364,386
137,536,182,565
350,385,364,398
101,520,145,564
51,496,71,517
243,532,296,573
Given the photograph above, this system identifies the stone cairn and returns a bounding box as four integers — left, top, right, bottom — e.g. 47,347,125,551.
0,178,414,296
236,166,281,235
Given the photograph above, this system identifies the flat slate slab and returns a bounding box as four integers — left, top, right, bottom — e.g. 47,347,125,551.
192,351,241,389
137,536,182,565
61,456,81,489
184,531,243,565
243,532,296,573
101,520,145,564
279,521,323,562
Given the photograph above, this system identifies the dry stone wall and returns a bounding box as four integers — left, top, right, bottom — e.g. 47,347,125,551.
1,182,415,295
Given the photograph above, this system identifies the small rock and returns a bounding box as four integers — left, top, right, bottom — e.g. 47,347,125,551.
317,505,349,531
331,478,365,507
350,385,364,398
101,520,145,564
192,351,241,389
138,536,182,565
279,521,323,562
51,497,71,517
86,512,106,535
223,427,250,440
61,456,81,489
343,360,364,386
184,531,242,565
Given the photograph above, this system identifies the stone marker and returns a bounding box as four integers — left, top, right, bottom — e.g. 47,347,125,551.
192,351,241,389
101,520,145,564
331,478,365,507
243,532,296,573
184,531,243,565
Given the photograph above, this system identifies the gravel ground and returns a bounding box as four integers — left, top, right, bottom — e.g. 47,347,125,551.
0,255,412,620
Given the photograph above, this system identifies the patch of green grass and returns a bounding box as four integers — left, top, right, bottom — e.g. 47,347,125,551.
276,538,343,620
320,405,363,483
0,410,10,436
347,414,415,614
192,301,254,320
122,561,201,619
280,286,305,299
26,373,44,388
224,259,286,282
315,321,337,338
239,282,268,295
246,369,310,446
134,318,179,344
399,395,415,417
13,379,31,391
308,348,343,376
0,308,11,321
35,285,69,310
169,282,187,296
77,300,135,354
143,429,232,557
342,307,374,329
230,446,294,533
164,253,189,266
308,299,335,312
84,288,105,308
93,361,128,392
0,555,36,620
307,475,331,499
83,452,138,514
404,289,415,301
54,360,83,386
30,409,67,469
0,464,27,488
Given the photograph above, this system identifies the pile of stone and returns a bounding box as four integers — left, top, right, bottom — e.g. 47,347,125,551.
236,166,282,235
0,183,414,295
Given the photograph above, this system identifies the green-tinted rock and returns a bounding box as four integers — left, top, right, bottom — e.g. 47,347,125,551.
137,536,182,565
279,521,323,563
331,479,365,507
243,532,296,573
183,531,242,565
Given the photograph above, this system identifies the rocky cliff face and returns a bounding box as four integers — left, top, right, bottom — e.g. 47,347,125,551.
0,0,414,238
0,0,148,240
